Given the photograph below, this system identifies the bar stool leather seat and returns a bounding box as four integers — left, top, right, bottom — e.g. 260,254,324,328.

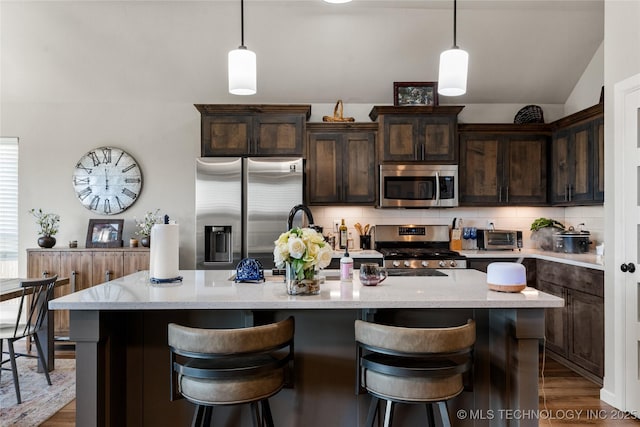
169,316,294,426
355,319,475,427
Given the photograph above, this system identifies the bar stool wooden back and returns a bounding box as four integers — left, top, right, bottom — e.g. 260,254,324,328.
168,316,294,427
355,319,475,427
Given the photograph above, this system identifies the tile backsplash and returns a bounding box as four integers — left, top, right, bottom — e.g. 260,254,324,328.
311,205,604,252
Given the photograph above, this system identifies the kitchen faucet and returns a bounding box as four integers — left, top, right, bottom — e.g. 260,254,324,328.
287,204,315,231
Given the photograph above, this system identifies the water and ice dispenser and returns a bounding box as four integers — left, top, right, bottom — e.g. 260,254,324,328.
204,226,232,263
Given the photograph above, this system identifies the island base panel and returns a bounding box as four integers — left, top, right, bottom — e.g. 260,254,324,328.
70,308,545,426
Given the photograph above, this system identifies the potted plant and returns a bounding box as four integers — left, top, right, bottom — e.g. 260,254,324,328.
530,217,565,251
29,208,60,248
135,209,161,247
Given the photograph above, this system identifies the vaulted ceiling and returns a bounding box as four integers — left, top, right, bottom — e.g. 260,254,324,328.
1,0,604,105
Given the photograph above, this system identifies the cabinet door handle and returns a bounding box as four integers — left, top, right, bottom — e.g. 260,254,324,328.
568,184,573,201
498,186,502,203
105,270,111,282
421,144,425,161
506,186,509,203
42,271,49,278
71,271,77,292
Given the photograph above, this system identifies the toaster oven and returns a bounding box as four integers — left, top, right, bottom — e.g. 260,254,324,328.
476,229,522,251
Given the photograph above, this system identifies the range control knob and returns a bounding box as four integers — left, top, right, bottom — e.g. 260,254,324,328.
438,260,446,268
421,260,429,267
392,260,400,267
404,260,411,267
450,261,457,268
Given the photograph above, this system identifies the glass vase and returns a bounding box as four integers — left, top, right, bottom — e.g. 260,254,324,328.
285,262,320,295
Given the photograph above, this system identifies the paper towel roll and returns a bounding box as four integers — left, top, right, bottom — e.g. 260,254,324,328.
150,223,180,280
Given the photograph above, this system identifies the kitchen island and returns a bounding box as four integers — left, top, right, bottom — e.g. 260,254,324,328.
50,269,563,427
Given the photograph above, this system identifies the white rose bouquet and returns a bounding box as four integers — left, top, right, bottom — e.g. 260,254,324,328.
274,227,333,280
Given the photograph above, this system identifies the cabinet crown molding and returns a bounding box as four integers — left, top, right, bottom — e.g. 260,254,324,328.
194,104,312,120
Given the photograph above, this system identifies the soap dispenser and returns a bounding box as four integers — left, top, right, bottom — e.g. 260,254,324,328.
340,250,353,282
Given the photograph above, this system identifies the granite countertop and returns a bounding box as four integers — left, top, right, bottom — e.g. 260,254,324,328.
49,269,563,311
460,249,604,271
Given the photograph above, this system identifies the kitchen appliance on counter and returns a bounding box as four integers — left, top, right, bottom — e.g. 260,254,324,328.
554,226,592,254
379,164,458,208
196,157,303,270
476,229,523,251
374,225,466,276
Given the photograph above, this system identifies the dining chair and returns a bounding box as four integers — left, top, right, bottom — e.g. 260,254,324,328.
0,275,57,404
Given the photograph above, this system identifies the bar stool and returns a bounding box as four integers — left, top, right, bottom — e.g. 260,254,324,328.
355,319,475,427
168,316,294,427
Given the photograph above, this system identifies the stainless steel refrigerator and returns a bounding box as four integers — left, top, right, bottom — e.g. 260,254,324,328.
196,157,303,270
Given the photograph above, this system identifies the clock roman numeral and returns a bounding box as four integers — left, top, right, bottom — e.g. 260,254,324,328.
76,163,92,174
115,196,125,210
103,199,111,214
122,163,137,173
74,176,90,185
77,187,92,200
89,195,100,210
114,150,125,166
101,148,112,164
124,177,141,183
88,151,100,167
122,188,137,200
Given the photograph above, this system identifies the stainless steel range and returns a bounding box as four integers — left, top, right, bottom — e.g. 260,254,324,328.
374,225,467,276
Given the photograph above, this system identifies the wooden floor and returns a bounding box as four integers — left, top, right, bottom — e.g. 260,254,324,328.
36,350,640,426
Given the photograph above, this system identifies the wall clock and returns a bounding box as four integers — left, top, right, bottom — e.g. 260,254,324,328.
72,147,143,215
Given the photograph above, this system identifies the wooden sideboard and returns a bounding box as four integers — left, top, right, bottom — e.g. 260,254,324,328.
27,247,150,340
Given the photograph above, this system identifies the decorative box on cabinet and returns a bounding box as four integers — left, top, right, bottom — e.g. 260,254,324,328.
550,104,604,205
27,248,150,340
306,123,377,205
458,124,549,206
535,259,604,385
195,104,311,157
369,105,463,163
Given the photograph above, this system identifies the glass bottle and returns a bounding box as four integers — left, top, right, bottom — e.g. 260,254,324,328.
339,219,348,249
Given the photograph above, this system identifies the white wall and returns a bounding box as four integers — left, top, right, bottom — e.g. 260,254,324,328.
565,41,604,115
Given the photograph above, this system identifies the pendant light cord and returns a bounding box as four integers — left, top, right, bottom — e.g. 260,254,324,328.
240,0,245,48
453,0,458,48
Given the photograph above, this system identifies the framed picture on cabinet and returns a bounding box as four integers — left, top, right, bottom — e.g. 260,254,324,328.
393,82,439,106
86,219,124,248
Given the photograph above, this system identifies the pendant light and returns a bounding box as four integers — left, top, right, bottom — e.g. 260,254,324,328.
438,0,468,97
228,0,256,95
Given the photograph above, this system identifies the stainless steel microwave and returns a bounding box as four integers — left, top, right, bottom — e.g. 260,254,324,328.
379,164,458,208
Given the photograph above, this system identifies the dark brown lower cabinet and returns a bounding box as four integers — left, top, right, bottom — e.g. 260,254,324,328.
468,257,604,384
536,259,604,384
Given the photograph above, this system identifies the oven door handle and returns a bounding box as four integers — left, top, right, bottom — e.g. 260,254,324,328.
435,172,441,206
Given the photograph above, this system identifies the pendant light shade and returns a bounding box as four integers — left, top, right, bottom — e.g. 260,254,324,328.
228,0,256,95
438,47,468,96
438,0,468,97
229,47,256,95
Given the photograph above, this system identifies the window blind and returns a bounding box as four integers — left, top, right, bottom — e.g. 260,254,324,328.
0,137,18,277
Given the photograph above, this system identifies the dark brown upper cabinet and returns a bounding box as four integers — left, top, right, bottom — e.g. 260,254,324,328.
306,123,377,206
550,104,604,206
369,106,463,163
195,104,311,157
458,124,550,206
